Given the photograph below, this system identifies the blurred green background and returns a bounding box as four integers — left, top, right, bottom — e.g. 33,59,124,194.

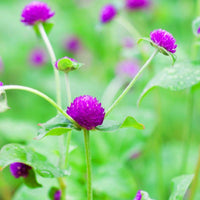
0,0,200,199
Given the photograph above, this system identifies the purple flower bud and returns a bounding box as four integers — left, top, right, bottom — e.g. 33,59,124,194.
10,162,32,178
133,190,142,200
0,57,4,72
65,36,81,54
125,0,150,10
29,48,47,66
67,95,105,130
116,60,139,78
197,27,200,35
0,81,3,87
55,56,77,72
54,190,61,200
150,29,177,53
21,1,55,26
100,4,117,23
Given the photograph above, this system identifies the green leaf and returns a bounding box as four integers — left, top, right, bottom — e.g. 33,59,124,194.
23,169,42,188
169,174,194,200
121,116,145,129
138,64,200,106
0,89,10,113
96,116,144,132
33,22,54,37
36,114,81,140
35,127,72,140
0,143,65,178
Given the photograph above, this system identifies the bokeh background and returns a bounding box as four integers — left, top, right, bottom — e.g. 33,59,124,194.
0,0,200,199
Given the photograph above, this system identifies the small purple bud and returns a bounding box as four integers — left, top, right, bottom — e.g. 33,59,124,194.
29,48,47,66
10,162,32,178
67,95,105,130
197,27,200,35
0,81,3,87
125,0,150,10
21,1,55,26
122,37,135,48
150,29,177,53
116,60,139,78
100,4,117,23
64,36,81,54
54,190,61,200
133,190,142,200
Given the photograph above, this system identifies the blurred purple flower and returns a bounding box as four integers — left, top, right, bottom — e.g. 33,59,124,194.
64,36,81,54
133,190,142,200
100,4,117,23
67,95,105,130
197,27,200,34
130,151,141,159
122,37,135,48
116,60,139,78
150,29,177,53
54,190,61,200
10,162,32,178
29,48,47,66
0,57,4,72
21,1,55,26
0,81,3,87
125,0,150,10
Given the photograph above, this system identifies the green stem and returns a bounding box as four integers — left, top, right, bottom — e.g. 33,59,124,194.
189,147,200,200
65,73,72,105
180,89,194,173
0,85,75,124
37,23,61,107
106,49,158,117
83,129,93,200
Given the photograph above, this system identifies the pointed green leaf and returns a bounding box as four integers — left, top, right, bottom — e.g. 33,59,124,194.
138,64,200,106
23,169,42,188
0,144,65,178
121,116,145,129
0,89,10,112
33,22,54,37
169,174,194,200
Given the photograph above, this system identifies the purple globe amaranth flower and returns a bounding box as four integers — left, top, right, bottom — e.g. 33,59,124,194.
116,59,139,78
100,4,117,23
150,29,177,53
133,190,142,200
0,81,3,87
21,1,55,26
55,56,77,72
54,190,61,200
197,27,200,35
67,95,105,130
125,0,150,10
65,36,81,54
29,48,47,66
10,162,32,178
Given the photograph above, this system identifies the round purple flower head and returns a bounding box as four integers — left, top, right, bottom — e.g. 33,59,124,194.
67,95,105,130
100,4,117,23
29,48,47,66
21,1,55,25
54,190,61,200
125,0,150,10
0,81,3,87
133,190,142,200
0,57,4,72
150,29,177,53
116,60,139,78
65,36,81,54
197,27,200,35
10,162,32,178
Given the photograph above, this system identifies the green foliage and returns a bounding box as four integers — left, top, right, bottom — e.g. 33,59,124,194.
169,174,194,200
33,22,54,38
23,169,42,188
138,64,200,105
0,89,9,113
0,144,64,178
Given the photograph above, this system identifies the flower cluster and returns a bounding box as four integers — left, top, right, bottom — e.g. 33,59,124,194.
67,95,105,130
21,1,55,25
10,162,32,178
150,29,177,53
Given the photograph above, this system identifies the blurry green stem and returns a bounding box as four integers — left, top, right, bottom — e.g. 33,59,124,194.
0,85,75,124
65,73,72,105
84,129,93,200
189,147,200,200
106,49,158,117
37,23,61,107
180,89,194,173
58,177,66,200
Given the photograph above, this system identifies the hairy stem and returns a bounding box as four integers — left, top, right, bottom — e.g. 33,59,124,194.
84,129,93,200
38,23,61,107
106,49,158,117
